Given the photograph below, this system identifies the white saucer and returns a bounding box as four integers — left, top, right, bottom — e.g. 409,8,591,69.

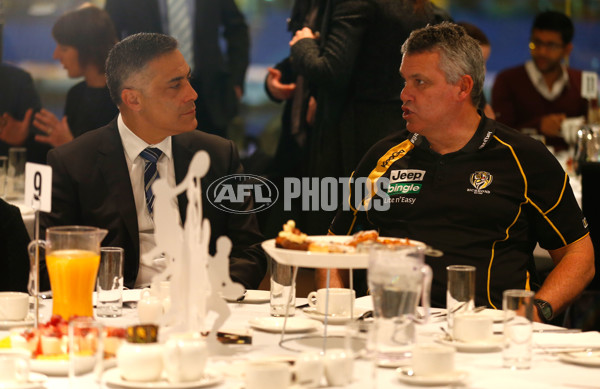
248,317,320,333
558,350,600,367
434,334,503,352
30,355,97,376
0,315,34,330
476,309,504,323
0,373,48,389
396,367,468,386
104,368,223,388
302,307,369,324
225,290,270,304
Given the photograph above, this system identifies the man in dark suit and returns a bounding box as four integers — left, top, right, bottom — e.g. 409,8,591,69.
104,0,249,139
40,33,265,290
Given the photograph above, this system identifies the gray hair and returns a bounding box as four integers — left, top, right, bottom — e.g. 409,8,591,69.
106,32,178,105
401,22,485,109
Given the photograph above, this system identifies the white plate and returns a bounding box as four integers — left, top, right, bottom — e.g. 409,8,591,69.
396,367,468,386
558,351,600,367
302,307,369,324
104,368,223,388
476,309,505,323
0,315,34,330
262,236,425,269
0,373,48,389
225,289,270,304
248,317,320,333
434,334,503,352
30,355,100,376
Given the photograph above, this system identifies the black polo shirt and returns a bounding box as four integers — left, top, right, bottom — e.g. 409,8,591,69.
330,116,589,308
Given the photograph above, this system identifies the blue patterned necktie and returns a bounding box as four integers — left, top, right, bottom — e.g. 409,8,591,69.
167,0,194,70
139,147,163,217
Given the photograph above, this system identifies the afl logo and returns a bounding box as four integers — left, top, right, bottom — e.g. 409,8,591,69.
470,171,493,190
206,174,279,214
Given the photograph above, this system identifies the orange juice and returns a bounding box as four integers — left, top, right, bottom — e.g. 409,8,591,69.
46,249,100,319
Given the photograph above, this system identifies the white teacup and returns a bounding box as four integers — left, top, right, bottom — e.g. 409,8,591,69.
323,348,354,387
245,361,291,389
307,288,356,316
294,352,324,388
137,289,163,324
117,342,164,382
412,344,454,376
0,350,30,384
0,292,29,321
163,332,207,383
453,314,493,343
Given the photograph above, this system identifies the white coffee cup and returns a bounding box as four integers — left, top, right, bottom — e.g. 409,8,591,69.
412,344,454,376
0,292,29,321
307,288,356,316
117,342,164,382
294,352,324,388
245,361,291,389
453,314,493,343
163,332,207,383
0,350,30,384
323,348,354,387
137,289,163,324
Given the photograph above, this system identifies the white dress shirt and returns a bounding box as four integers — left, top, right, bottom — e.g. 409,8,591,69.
117,114,179,287
525,59,570,101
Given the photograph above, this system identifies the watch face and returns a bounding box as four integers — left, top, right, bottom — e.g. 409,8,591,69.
535,299,553,321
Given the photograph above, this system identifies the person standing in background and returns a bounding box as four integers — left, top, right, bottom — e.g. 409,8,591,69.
492,10,587,152
288,0,451,236
105,0,250,139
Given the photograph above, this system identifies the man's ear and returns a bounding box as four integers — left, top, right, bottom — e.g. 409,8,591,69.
457,74,474,102
121,88,143,112
564,42,574,58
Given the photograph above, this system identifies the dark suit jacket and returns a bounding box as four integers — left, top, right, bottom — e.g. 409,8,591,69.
105,0,250,130
40,119,266,290
0,199,31,293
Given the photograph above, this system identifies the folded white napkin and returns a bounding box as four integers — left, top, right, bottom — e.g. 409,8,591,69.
533,331,600,349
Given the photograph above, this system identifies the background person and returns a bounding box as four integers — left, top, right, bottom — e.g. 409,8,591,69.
324,22,594,323
491,10,588,152
105,0,250,139
40,33,266,291
32,4,119,148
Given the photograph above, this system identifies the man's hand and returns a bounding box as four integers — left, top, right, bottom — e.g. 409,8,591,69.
539,113,566,137
266,68,296,101
306,96,317,125
234,85,243,101
290,27,317,46
0,109,33,146
33,109,74,147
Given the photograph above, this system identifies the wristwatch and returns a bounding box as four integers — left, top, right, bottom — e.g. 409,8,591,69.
533,299,553,323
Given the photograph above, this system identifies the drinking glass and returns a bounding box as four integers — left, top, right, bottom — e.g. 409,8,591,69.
269,256,296,317
503,289,534,370
96,247,124,317
28,226,107,319
367,244,431,366
446,265,476,329
6,147,26,200
68,317,104,388
0,156,8,198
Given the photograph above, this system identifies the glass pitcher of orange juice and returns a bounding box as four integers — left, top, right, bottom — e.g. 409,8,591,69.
29,226,107,320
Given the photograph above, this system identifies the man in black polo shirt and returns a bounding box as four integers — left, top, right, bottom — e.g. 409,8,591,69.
324,22,594,323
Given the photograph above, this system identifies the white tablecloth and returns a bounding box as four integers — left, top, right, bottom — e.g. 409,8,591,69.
2,294,599,389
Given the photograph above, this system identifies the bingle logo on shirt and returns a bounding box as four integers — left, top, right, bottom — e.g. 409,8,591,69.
388,169,426,195
467,171,493,194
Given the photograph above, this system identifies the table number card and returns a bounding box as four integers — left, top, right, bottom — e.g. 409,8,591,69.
24,162,52,212
581,71,598,100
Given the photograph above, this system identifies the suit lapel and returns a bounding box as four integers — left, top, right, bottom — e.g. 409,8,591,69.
97,121,140,257
172,136,194,225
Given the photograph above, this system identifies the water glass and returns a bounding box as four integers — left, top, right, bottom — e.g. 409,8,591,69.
68,317,104,388
446,265,476,328
96,247,124,317
269,256,296,317
502,289,534,370
0,155,8,198
6,147,26,200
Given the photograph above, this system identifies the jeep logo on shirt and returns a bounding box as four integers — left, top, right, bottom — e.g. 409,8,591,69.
389,169,426,183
